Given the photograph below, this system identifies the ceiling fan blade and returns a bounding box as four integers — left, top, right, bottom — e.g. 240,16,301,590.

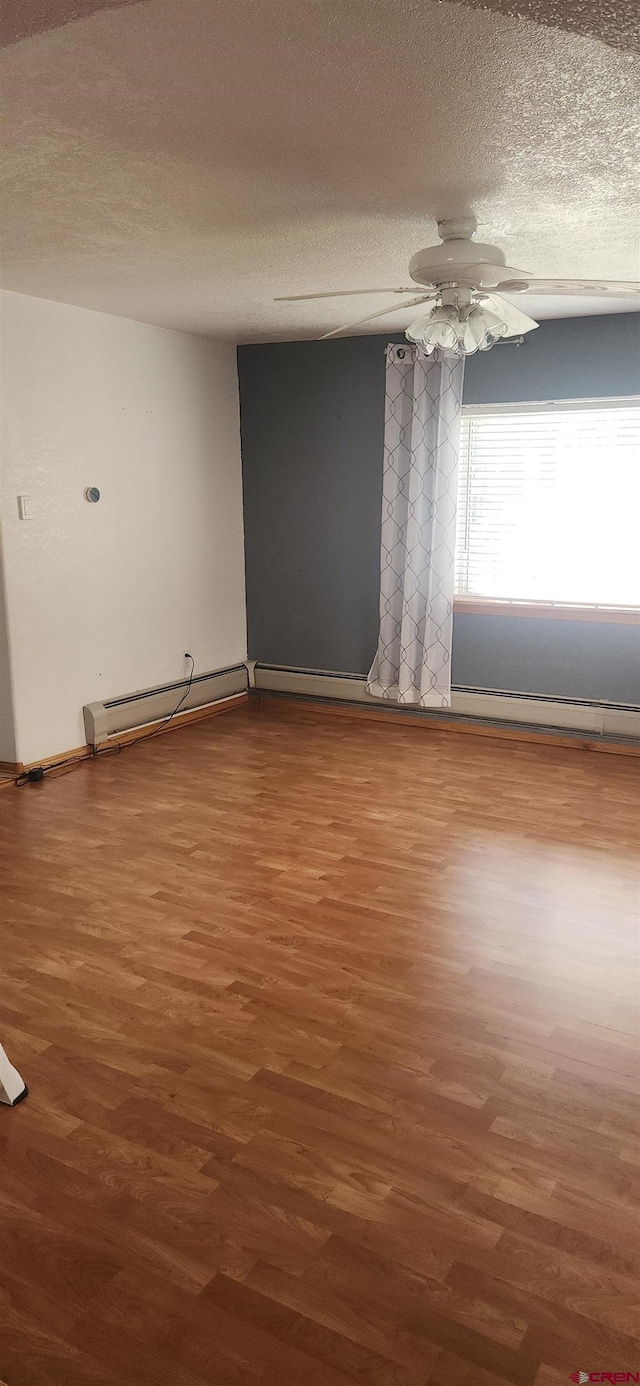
319,295,434,340
483,293,539,336
497,278,640,296
275,287,420,302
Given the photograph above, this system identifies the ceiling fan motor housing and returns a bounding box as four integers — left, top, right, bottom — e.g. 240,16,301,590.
409,237,508,288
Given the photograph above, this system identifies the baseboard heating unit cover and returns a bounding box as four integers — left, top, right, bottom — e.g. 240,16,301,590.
84,664,248,746
251,664,640,741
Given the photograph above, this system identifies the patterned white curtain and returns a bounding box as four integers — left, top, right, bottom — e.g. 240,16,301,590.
366,344,464,707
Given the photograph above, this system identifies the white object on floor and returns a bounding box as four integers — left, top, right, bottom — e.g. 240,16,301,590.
0,1041,27,1106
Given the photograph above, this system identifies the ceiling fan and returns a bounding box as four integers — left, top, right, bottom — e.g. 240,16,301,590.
275,217,640,357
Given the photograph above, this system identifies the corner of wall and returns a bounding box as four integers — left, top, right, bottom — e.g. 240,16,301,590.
0,526,18,765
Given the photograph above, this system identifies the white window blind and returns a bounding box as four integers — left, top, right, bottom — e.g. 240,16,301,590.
455,398,640,608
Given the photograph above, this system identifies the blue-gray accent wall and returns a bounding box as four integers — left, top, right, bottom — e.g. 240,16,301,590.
238,314,640,704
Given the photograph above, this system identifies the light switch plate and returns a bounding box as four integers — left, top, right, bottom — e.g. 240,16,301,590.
17,495,32,520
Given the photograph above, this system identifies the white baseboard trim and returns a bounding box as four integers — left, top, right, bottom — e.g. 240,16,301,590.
252,665,640,741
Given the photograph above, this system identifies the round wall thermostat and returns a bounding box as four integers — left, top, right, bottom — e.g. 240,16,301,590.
84,487,101,503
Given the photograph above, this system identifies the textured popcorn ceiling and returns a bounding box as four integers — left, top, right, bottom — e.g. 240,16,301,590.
455,0,639,52
2,0,637,50
0,1,143,49
1,0,638,341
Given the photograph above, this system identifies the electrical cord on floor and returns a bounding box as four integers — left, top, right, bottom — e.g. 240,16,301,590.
11,655,196,788
15,752,94,788
13,740,126,786
124,653,195,748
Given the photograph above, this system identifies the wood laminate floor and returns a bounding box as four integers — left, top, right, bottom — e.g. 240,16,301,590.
1,700,639,1386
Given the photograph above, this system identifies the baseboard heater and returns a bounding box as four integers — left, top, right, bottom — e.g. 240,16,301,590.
84,664,248,747
250,664,640,742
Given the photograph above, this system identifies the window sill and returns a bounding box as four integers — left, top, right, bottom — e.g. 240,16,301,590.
453,598,640,625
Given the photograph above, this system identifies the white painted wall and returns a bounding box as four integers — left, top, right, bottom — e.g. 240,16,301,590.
0,290,247,765
0,535,17,764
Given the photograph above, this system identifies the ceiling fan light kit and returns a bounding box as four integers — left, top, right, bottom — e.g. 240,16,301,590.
276,215,640,356
406,290,515,358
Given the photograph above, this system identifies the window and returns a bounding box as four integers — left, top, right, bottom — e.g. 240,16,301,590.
455,398,640,610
